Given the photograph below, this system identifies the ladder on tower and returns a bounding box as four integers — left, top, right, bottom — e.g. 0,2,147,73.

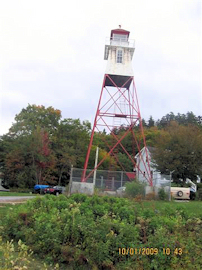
113,90,128,128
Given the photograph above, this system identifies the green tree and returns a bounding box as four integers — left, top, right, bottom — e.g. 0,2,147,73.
144,126,161,147
148,116,155,127
141,118,147,127
156,111,200,128
2,128,56,187
58,119,91,168
186,111,198,125
152,122,202,182
0,104,61,187
8,104,61,136
51,118,92,184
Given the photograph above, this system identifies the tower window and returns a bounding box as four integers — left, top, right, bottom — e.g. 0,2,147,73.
117,50,123,63
113,34,127,41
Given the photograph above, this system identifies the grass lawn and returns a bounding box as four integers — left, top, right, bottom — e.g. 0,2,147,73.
0,191,37,196
142,200,202,218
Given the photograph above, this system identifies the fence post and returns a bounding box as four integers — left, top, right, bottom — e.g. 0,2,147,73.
93,147,99,187
68,165,73,195
169,173,171,201
112,177,114,190
121,171,123,187
101,176,103,188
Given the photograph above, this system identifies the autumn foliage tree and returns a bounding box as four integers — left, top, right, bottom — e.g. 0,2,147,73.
32,129,56,185
0,105,94,188
0,105,61,187
0,106,201,188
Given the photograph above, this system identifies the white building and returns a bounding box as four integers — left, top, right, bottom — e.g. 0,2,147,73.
135,146,169,186
135,146,201,188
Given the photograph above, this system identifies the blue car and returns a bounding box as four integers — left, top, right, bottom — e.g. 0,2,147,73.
34,185,50,194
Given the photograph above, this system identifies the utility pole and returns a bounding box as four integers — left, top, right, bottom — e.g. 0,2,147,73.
93,147,99,186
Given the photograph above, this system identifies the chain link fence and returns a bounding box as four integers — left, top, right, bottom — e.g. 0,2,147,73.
70,168,136,194
69,167,171,200
146,172,171,200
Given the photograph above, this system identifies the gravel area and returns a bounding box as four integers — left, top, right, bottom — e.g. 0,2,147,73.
0,196,36,204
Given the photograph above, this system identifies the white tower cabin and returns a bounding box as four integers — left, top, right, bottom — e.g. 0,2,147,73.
104,27,135,89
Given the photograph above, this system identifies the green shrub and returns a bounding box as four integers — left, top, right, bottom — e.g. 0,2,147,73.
70,193,88,203
197,183,202,189
0,236,34,269
125,180,145,198
0,236,60,270
158,188,167,200
197,188,202,200
1,194,202,269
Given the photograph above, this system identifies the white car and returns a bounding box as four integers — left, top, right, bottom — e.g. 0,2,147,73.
170,187,190,200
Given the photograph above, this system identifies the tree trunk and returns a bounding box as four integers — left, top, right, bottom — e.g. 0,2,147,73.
58,167,64,186
32,153,38,184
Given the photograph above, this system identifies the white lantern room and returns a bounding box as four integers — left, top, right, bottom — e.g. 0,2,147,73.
104,26,135,89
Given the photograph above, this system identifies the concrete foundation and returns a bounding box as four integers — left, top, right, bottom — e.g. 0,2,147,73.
70,182,94,195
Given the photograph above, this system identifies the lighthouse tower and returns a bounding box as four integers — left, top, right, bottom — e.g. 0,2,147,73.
82,27,153,186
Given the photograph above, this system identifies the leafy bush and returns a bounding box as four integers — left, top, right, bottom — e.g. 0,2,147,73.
0,236,33,269
158,188,167,200
70,193,88,203
125,180,145,198
197,188,202,200
0,236,60,270
197,183,202,189
1,195,202,269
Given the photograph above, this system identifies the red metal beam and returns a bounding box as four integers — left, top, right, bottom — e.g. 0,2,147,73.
82,75,107,181
96,126,127,173
83,122,136,181
82,74,153,186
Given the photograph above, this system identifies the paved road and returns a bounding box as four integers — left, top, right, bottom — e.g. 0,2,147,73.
0,196,36,203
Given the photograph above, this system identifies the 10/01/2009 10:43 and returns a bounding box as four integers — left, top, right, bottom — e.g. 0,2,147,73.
118,247,183,256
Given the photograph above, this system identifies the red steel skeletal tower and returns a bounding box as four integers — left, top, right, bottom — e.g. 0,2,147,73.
82,27,153,186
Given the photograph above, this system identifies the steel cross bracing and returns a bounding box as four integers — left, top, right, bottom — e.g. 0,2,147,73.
82,74,153,186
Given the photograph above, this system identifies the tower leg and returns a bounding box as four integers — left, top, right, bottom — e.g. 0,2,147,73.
82,75,107,181
82,75,153,186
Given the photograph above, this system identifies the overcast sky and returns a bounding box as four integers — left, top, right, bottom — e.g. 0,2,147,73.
0,0,201,135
